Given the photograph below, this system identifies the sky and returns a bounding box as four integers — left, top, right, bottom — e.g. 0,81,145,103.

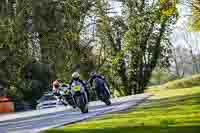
108,0,122,16
171,0,200,51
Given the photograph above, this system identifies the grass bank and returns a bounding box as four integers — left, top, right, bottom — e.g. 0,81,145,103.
151,74,200,90
45,85,200,133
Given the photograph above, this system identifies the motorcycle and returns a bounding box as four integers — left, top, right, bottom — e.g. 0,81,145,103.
70,82,89,113
59,85,76,108
100,82,111,105
90,79,111,106
58,84,89,113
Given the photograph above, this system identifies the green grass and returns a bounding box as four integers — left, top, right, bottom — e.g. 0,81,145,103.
45,86,200,133
150,74,200,90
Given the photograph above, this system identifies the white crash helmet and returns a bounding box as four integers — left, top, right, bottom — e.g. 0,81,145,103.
72,72,80,79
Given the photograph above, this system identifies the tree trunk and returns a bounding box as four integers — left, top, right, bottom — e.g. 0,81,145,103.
118,58,130,94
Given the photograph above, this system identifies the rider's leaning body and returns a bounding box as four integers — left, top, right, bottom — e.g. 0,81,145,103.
69,72,90,100
69,73,86,89
88,72,110,91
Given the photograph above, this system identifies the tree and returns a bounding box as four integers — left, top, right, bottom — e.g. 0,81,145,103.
0,0,179,106
32,0,96,80
182,31,200,74
179,0,200,31
122,0,177,94
149,67,174,85
93,0,130,95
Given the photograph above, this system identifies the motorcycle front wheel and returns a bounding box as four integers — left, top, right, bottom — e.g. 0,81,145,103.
75,94,89,113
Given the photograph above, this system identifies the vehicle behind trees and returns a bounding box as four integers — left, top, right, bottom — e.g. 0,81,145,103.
36,93,60,110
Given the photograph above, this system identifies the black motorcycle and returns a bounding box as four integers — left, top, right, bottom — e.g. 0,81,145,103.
89,80,111,106
99,82,111,105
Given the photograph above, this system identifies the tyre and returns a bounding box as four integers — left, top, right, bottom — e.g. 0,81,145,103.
76,95,89,113
62,101,68,106
80,104,88,113
104,99,111,106
67,98,76,108
60,98,68,106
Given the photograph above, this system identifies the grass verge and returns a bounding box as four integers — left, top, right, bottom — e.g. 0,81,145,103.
45,86,200,133
151,74,200,89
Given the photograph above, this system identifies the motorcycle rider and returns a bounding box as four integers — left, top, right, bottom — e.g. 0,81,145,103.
52,79,69,96
52,80,62,96
69,72,90,101
52,80,63,102
88,72,110,99
53,80,73,105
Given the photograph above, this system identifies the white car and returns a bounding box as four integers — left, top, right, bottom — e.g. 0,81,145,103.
36,93,62,110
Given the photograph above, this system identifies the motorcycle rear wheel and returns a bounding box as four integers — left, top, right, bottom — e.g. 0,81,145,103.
104,99,111,106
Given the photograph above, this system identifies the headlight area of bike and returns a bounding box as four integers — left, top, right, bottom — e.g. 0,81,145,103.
71,85,85,94
63,89,70,95
59,89,70,96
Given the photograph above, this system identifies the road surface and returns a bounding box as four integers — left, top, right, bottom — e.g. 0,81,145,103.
0,93,151,133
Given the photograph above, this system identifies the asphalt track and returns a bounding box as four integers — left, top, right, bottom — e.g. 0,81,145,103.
0,93,151,133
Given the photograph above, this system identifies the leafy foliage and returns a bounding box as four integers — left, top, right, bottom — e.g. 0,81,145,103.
0,0,178,108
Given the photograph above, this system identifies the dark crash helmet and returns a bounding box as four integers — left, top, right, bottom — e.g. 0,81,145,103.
89,71,97,77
